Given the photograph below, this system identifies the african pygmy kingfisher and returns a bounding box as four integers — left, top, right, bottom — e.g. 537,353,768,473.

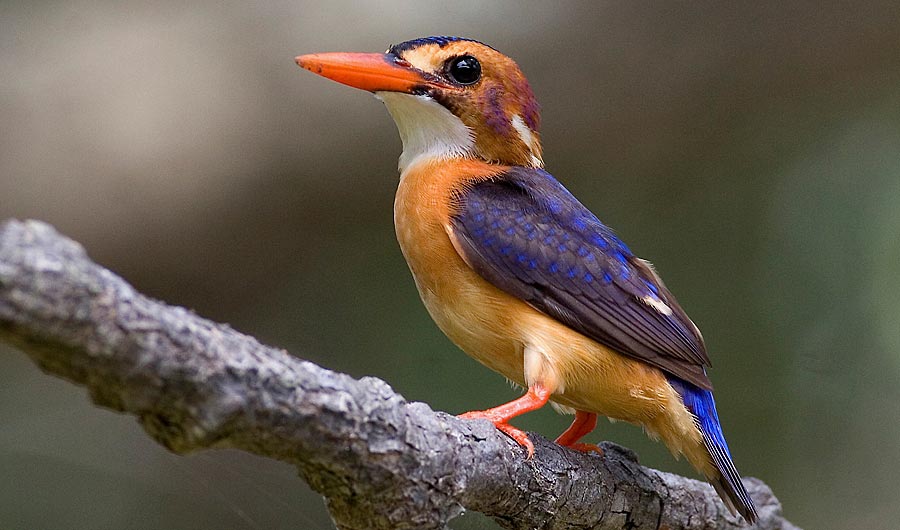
296,36,759,523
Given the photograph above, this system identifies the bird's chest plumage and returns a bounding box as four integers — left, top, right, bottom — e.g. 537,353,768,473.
393,160,529,381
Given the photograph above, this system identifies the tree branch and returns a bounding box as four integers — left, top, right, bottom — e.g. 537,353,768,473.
0,219,798,530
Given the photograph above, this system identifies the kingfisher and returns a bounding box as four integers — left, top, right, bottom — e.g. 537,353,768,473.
296,36,758,523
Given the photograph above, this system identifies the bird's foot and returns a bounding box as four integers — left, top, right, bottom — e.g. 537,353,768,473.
458,384,551,459
457,409,504,423
554,410,599,455
459,410,535,458
561,442,604,456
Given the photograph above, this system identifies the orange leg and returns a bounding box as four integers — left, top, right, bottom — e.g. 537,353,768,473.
555,410,603,455
458,384,551,458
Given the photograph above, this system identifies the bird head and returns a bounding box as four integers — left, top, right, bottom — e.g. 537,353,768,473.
297,36,542,172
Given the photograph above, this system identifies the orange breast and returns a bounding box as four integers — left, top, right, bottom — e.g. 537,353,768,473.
393,159,527,380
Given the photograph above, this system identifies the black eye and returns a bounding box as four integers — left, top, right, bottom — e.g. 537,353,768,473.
446,55,481,85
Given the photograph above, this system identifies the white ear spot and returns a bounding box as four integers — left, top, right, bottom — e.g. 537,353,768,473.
511,114,542,167
511,114,533,146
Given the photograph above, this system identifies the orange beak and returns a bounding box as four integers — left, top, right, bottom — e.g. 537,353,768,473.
295,52,451,93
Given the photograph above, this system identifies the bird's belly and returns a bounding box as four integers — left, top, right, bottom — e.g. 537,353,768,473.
393,161,528,383
406,235,528,385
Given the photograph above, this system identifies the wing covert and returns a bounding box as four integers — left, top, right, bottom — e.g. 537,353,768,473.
448,167,713,389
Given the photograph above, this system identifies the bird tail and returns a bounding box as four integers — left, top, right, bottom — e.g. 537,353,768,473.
669,378,759,524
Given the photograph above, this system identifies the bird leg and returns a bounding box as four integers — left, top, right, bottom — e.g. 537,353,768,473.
458,383,551,458
555,410,603,455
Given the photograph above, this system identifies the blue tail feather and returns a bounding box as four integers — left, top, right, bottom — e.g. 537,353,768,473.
669,377,759,523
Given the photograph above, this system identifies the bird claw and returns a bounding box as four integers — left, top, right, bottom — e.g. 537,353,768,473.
562,442,604,456
458,411,535,458
457,385,552,459
494,422,535,459
458,409,500,422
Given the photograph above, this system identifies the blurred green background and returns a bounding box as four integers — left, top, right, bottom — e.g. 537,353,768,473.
2,1,899,529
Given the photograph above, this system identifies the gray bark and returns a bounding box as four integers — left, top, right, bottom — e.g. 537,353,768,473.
0,219,799,530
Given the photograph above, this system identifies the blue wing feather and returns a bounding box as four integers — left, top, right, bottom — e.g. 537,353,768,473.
449,167,713,389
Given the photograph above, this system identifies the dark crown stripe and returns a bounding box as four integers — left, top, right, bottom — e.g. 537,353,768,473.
388,36,494,55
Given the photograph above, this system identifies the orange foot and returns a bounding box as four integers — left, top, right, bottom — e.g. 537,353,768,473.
555,410,603,456
458,384,552,459
459,411,535,457
565,442,604,456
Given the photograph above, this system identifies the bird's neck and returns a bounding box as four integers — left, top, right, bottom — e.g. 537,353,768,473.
376,92,475,174
376,91,542,175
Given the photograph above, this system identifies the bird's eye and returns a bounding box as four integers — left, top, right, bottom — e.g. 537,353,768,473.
446,55,481,85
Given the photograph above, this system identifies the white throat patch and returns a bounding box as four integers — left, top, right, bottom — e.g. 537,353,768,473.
375,92,474,174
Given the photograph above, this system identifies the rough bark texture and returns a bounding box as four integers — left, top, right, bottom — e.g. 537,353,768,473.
0,219,799,530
